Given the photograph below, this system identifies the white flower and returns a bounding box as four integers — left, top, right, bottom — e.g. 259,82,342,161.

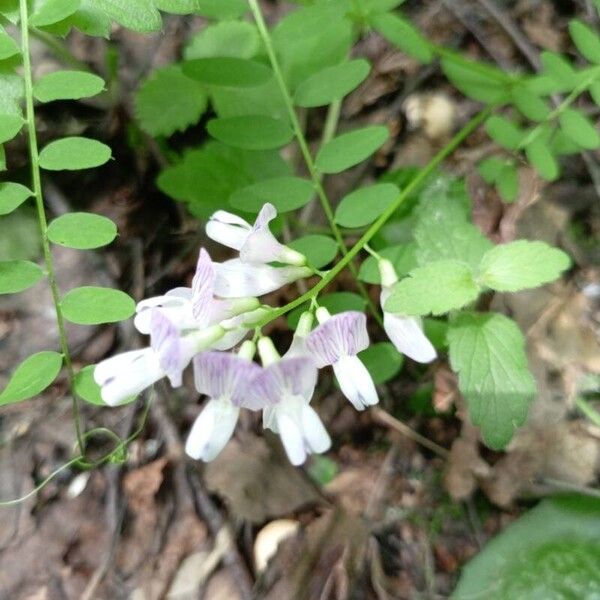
206,203,306,266
185,342,260,461
94,310,224,406
378,258,436,363
213,259,312,298
134,248,259,337
306,308,379,410
251,337,331,466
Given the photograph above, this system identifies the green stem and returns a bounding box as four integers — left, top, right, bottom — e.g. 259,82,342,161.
576,397,600,428
248,0,383,325
19,0,84,454
257,107,491,328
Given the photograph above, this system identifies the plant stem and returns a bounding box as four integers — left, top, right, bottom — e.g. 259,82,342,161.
257,107,490,328
576,397,600,428
248,0,383,325
19,0,84,454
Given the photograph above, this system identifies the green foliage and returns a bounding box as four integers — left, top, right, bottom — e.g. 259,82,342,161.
307,455,339,485
47,212,117,250
184,20,259,60
293,59,371,108
448,312,535,448
207,115,294,150
453,496,600,599
484,115,524,150
0,182,32,215
61,286,135,325
358,243,417,284
370,12,432,63
358,342,404,383
92,0,161,33
33,70,104,102
30,0,80,27
569,20,600,64
229,177,314,214
0,259,44,293
287,291,366,329
73,365,105,405
0,351,63,406
39,137,112,170
316,125,389,173
0,113,23,143
0,31,20,60
335,183,398,228
384,259,481,316
135,65,207,136
559,107,600,149
195,0,247,20
182,57,272,87
478,240,571,292
288,234,338,269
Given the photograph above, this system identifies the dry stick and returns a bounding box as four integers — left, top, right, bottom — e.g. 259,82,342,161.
248,0,383,326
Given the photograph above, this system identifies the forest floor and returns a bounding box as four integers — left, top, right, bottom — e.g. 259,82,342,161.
0,1,599,599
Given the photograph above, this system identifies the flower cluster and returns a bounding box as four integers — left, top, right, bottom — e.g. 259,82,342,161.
94,203,436,465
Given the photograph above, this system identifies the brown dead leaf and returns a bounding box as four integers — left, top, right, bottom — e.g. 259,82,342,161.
433,365,459,413
204,432,320,523
203,570,242,600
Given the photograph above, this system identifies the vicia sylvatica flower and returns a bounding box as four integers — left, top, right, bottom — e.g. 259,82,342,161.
253,337,331,466
185,341,260,462
94,309,225,406
306,308,379,410
378,258,437,363
206,203,306,266
134,248,259,342
213,258,312,298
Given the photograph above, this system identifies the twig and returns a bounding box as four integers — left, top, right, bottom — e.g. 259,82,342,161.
371,407,449,459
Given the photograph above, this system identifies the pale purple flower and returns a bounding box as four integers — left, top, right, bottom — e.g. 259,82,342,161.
213,259,312,298
306,308,379,410
134,248,259,336
378,258,436,363
250,337,330,466
185,342,260,461
206,203,306,266
94,309,224,406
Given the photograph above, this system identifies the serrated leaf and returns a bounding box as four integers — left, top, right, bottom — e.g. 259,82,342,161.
294,59,370,108
287,291,366,329
33,70,104,102
30,0,80,27
371,12,432,63
288,234,338,269
525,137,559,181
478,240,570,292
316,125,388,174
94,0,161,32
229,176,314,213
182,57,272,88
157,142,290,219
541,51,577,87
0,260,44,294
207,115,293,150
358,243,418,284
0,351,63,406
0,31,20,60
384,260,481,316
47,212,117,249
61,286,135,325
0,113,23,143
511,85,550,121
559,108,600,150
569,19,600,64
39,136,111,170
414,187,493,269
334,183,398,228
0,182,32,215
448,312,536,449
195,0,247,19
135,65,207,137
184,20,259,60
359,342,403,384
496,162,518,202
485,115,524,150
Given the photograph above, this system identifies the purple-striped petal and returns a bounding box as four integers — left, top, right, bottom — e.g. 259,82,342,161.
247,356,317,408
150,309,183,387
193,351,260,408
191,248,216,326
305,311,369,367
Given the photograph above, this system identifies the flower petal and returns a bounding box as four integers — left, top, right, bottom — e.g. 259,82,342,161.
193,351,261,407
185,398,239,461
277,413,307,466
206,210,251,251
301,404,331,454
150,309,183,387
239,203,285,263
210,328,249,351
306,311,370,367
213,259,311,297
333,355,378,410
248,356,317,408
134,293,195,334
191,248,216,326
